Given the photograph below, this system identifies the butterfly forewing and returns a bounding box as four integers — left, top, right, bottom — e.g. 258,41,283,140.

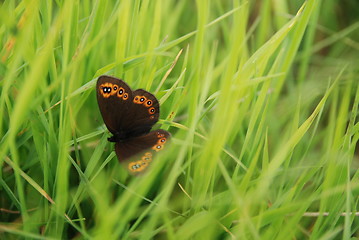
125,89,160,135
96,76,133,135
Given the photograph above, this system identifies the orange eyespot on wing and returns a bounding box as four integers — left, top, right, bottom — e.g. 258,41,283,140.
139,96,146,103
128,160,149,173
157,132,165,138
99,83,118,98
144,100,153,107
112,84,119,92
148,107,155,114
152,144,163,151
142,152,152,162
133,96,140,103
133,95,147,104
127,152,153,173
117,87,125,97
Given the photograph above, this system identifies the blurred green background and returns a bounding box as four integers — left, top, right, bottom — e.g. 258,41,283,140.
0,0,359,239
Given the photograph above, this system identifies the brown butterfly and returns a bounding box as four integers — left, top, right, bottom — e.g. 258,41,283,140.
96,75,170,174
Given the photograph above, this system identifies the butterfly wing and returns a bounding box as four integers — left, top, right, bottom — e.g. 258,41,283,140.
123,89,160,136
96,75,133,135
115,129,171,174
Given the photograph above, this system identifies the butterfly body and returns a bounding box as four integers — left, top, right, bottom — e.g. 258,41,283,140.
96,75,170,173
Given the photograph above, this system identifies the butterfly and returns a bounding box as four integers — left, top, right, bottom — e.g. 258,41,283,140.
96,75,170,174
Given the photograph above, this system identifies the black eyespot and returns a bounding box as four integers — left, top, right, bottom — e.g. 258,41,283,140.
132,164,140,169
156,145,161,149
145,100,152,107
119,89,123,94
140,97,145,102
148,107,156,114
114,86,117,90
103,87,111,93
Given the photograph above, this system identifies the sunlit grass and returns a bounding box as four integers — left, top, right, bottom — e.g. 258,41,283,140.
1,0,358,239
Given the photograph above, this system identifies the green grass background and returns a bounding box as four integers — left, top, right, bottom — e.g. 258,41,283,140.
1,0,359,239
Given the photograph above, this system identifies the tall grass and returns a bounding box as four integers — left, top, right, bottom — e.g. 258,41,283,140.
1,0,358,239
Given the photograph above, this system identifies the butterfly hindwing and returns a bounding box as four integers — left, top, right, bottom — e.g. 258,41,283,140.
115,129,171,174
